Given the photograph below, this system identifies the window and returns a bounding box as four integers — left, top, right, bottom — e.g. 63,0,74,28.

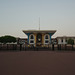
30,40,34,43
45,35,48,39
66,39,67,42
30,35,34,39
62,39,63,42
45,40,49,43
29,34,35,44
44,34,50,44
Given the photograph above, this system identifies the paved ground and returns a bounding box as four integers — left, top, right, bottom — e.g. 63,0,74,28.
0,51,75,75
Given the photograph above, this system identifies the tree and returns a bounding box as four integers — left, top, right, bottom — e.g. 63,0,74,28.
67,38,74,50
0,35,16,43
67,38,74,45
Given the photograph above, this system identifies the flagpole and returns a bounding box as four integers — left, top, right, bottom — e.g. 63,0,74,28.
39,17,40,30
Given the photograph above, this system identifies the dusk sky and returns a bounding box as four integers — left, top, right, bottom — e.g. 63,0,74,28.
0,0,75,38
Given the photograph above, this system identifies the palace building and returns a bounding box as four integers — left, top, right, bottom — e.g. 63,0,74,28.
23,30,56,47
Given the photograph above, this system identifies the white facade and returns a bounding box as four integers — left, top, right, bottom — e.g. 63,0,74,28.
58,38,67,44
57,36,75,44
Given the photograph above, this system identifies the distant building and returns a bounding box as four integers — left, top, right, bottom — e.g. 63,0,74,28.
56,36,75,44
23,30,56,47
16,38,27,44
51,38,57,44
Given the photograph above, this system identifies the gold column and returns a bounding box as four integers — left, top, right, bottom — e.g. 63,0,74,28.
42,33,45,45
34,33,37,47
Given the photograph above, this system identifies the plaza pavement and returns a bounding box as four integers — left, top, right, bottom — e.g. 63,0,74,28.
0,51,75,75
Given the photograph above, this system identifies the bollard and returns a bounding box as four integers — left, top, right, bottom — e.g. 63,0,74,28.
52,44,54,51
58,45,59,50
65,44,66,50
7,44,8,50
13,44,14,50
14,45,17,50
37,47,38,51
72,45,73,51
60,44,61,50
20,44,22,51
24,45,26,51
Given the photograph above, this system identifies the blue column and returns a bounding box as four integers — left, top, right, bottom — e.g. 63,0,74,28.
26,33,31,44
28,33,29,44
49,33,52,44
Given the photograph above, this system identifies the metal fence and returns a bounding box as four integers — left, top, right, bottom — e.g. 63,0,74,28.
0,44,75,51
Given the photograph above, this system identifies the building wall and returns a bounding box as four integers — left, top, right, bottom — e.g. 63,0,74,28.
58,38,61,44
57,38,67,44
42,33,45,44
74,39,75,44
57,37,75,44
28,33,52,46
63,38,67,44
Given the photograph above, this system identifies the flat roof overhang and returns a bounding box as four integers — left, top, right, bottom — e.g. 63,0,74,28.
23,30,56,35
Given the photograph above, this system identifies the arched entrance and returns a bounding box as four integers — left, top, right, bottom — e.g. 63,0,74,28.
36,33,42,46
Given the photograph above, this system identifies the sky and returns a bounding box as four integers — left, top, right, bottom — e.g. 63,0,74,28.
0,0,75,38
